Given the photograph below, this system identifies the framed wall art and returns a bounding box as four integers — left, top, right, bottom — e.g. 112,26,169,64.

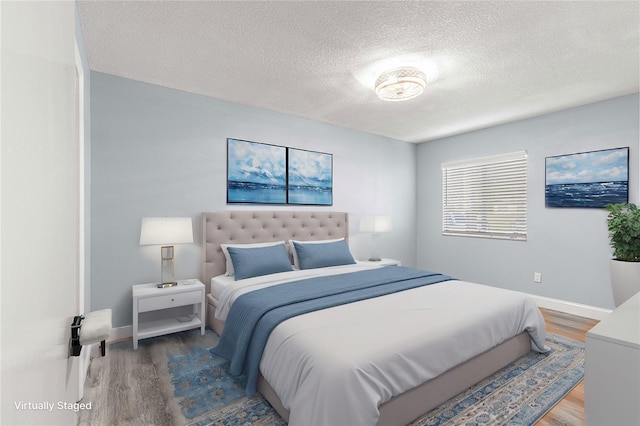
227,138,287,204
545,147,629,208
288,148,333,205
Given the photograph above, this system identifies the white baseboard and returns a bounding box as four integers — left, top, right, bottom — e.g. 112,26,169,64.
109,325,133,342
526,294,612,321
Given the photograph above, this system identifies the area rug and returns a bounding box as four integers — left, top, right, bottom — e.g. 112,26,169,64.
167,331,583,426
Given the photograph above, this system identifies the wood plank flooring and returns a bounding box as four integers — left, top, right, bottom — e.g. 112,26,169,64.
537,308,599,426
79,308,599,425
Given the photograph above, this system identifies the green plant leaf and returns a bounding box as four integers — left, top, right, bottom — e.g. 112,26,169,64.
606,203,640,262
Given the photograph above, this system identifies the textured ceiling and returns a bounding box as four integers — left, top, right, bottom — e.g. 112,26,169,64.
78,1,639,143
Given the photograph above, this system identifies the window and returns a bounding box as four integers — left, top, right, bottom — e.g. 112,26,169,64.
442,151,527,240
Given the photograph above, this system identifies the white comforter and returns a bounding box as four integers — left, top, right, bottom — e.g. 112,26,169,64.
216,266,547,426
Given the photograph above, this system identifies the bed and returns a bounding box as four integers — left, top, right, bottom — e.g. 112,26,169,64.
201,211,547,426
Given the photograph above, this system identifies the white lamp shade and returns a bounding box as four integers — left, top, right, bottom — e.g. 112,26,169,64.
139,217,194,245
359,216,392,233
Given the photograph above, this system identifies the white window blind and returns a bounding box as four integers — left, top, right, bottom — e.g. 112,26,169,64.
442,151,527,240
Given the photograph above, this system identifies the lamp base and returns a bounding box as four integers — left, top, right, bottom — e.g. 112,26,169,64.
160,246,175,287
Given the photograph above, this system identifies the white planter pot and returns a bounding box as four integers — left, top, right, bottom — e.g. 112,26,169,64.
610,259,640,307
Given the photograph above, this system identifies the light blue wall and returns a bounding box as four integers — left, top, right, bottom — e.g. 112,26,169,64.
91,70,638,325
416,94,639,309
90,72,417,327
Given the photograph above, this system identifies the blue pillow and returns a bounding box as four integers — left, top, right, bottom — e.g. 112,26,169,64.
293,240,356,270
227,244,293,280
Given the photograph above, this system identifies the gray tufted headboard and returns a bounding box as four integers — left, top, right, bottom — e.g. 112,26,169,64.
201,211,349,295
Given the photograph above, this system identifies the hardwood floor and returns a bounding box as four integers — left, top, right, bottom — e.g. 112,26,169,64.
537,308,599,426
81,307,600,426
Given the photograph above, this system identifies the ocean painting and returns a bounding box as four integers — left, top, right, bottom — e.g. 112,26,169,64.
227,139,287,204
288,148,333,205
545,147,628,208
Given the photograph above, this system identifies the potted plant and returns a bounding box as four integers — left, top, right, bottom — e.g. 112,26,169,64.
605,202,640,306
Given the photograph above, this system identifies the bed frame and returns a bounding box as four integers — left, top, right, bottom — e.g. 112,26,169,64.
201,211,531,426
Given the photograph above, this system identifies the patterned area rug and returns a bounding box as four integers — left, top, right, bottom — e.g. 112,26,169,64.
409,334,584,426
168,332,583,426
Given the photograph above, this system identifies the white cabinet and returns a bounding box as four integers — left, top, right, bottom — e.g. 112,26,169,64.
132,279,205,350
585,292,640,426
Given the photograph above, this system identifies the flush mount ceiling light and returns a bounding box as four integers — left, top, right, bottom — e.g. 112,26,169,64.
374,67,427,102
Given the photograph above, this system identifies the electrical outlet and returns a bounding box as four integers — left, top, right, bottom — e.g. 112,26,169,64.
534,272,542,283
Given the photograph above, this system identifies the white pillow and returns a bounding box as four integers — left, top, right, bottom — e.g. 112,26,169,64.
289,238,345,269
221,241,286,276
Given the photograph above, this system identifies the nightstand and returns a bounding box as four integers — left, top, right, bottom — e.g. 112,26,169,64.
132,279,205,350
358,258,401,267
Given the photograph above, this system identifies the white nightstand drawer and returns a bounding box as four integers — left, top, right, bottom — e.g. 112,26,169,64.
132,280,205,350
138,290,201,312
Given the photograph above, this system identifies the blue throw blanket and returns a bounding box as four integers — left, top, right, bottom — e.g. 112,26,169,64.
211,266,453,395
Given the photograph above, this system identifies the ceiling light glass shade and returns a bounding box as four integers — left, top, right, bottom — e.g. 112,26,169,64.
375,67,427,102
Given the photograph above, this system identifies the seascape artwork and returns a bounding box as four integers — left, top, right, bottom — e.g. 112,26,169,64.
227,139,287,204
545,147,628,208
288,148,333,205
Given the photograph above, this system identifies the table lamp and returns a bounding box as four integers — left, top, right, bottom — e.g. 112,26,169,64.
140,217,193,287
359,215,392,261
